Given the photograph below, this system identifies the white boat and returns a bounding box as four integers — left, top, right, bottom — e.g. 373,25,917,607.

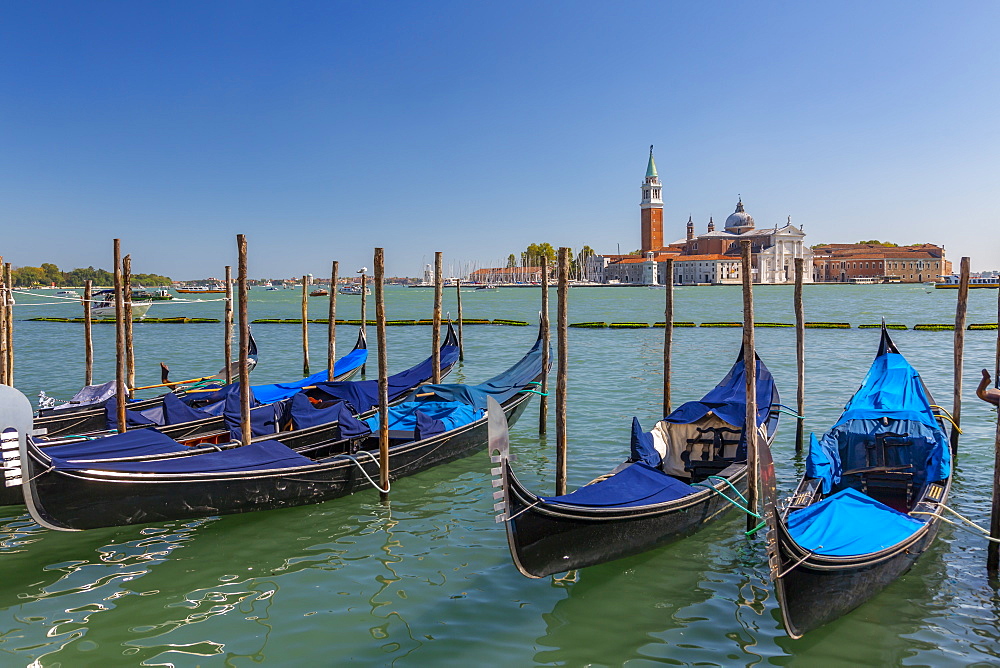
89,290,152,320
934,274,999,289
339,284,371,296
55,290,80,298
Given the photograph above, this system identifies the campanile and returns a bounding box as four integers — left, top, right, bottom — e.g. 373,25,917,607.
640,146,663,252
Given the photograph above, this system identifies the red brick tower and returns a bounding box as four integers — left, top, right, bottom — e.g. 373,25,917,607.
640,145,663,253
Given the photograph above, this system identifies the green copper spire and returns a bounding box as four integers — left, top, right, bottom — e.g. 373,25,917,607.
645,145,657,178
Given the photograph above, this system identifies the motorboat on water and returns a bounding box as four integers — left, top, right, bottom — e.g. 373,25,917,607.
339,284,371,296
89,290,152,320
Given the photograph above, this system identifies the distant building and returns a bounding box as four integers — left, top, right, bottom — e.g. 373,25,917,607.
811,243,949,283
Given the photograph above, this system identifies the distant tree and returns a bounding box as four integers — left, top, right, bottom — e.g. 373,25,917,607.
857,240,898,247
132,273,172,286
12,266,45,286
40,262,63,286
506,254,517,268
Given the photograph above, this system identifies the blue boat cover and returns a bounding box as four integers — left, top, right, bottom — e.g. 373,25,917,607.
365,401,482,436
540,462,698,508
805,350,951,494
662,351,776,431
51,439,314,474
161,392,215,425
310,343,460,414
223,390,288,441
409,336,545,411
287,393,370,436
630,417,660,467
250,348,368,404
105,396,161,430
787,487,926,556
42,428,190,460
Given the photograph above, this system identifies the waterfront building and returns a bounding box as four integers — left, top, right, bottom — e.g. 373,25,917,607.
811,243,949,283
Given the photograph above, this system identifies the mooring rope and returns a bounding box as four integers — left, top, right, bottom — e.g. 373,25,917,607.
333,451,389,493
691,478,765,537
912,504,1000,544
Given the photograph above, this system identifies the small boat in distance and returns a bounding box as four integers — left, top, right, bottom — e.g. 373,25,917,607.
176,284,227,294
339,284,371,296
309,288,329,297
934,273,999,289
89,289,152,320
55,290,80,298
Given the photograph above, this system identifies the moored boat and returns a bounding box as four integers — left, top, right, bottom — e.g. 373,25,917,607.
756,324,952,638
492,348,779,578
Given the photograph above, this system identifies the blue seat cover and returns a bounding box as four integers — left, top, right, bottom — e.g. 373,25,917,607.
786,487,926,556
540,463,698,508
43,428,190,460
52,439,314,473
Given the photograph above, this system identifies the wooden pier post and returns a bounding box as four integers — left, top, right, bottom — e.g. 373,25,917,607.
539,256,550,434
663,258,674,417
224,266,233,384
301,275,310,377
0,255,7,386
951,257,970,454
123,254,135,399
741,240,758,531
360,271,368,376
456,278,464,362
113,239,127,432
989,285,1000,575
432,251,443,383
3,262,12,386
794,257,805,453
237,235,251,444
555,247,569,496
328,261,338,381
84,280,93,386
374,248,390,501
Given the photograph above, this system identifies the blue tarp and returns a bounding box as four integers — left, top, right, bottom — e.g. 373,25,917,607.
223,389,287,441
365,401,482,436
42,428,189,460
408,335,545,411
52,439,314,473
105,396,160,430
161,392,215,425
630,417,660,467
311,343,460,414
286,393,371,437
250,348,368,404
662,351,776,430
805,349,951,494
540,462,698,508
786,487,926,556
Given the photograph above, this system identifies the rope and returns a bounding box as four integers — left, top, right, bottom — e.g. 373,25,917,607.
775,408,805,419
518,389,549,396
503,500,540,522
334,451,389,493
912,504,1000,544
929,405,955,420
933,413,963,434
691,479,764,536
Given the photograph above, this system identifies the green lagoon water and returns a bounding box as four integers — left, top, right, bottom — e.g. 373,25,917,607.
2,284,1000,666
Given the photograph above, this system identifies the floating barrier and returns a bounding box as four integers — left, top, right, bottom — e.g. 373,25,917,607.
804,322,851,329
858,324,907,330
653,322,696,327
913,324,955,331
608,322,650,329
569,322,606,328
755,322,793,328
250,317,528,326
27,317,220,324
968,323,998,330
492,319,529,326
700,322,742,328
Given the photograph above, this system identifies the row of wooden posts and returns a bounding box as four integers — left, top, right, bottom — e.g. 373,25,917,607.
1,241,999,569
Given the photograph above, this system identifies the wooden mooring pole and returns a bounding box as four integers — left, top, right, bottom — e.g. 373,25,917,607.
555,247,569,496
113,239,127,432
237,235,251,444
456,278,464,362
432,251,443,383
794,257,805,453
539,256,550,434
301,275,310,377
741,240,757,531
663,258,674,417
84,280,93,386
360,271,368,376
4,262,12,385
374,248,390,501
0,255,8,386
123,254,135,399
951,257,970,455
328,261,338,381
224,266,233,384
989,284,1000,575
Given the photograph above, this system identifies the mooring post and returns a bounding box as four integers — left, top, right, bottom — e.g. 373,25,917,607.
301,275,310,377
663,258,674,417
84,280,93,386
539,255,550,435
328,261,338,381
123,254,135,400
456,278,464,362
990,285,1000,575
224,266,233,384
113,239,127,432
4,262,12,385
741,240,757,531
794,257,805,453
556,247,569,496
374,248,390,502
951,257,970,454
237,235,251,445
360,271,368,376
0,255,8,386
432,251,443,383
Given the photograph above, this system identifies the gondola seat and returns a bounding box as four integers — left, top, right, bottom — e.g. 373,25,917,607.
786,487,926,556
540,463,698,508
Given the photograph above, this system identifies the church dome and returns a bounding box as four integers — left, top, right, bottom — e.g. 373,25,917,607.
725,198,754,232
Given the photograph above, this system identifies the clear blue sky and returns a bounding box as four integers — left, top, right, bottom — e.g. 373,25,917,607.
1,2,997,279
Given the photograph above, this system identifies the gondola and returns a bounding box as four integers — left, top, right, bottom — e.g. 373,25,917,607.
34,328,361,439
756,324,952,638
12,327,545,531
491,349,779,578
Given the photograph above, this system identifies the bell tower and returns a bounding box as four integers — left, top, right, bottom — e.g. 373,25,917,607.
640,145,663,253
